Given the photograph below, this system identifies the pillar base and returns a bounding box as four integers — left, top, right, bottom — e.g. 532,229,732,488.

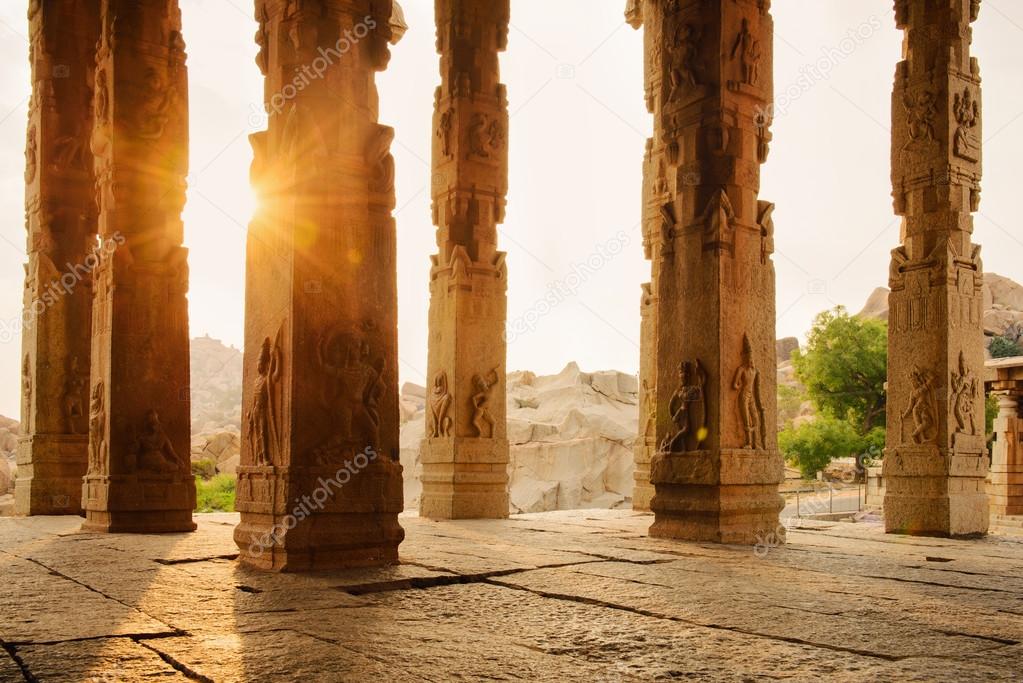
82,474,196,533
883,445,989,537
14,435,88,516
988,464,1023,517
649,449,784,545
234,462,405,572
420,437,509,519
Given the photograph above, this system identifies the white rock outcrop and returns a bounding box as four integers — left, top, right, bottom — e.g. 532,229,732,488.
399,363,638,514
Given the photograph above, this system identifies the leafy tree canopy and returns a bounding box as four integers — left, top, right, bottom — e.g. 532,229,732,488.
792,307,888,435
779,417,865,479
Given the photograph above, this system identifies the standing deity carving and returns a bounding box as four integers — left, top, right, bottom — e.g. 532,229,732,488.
25,125,38,184
437,107,455,158
63,356,87,435
318,327,385,448
660,360,708,453
471,368,500,438
903,90,937,150
730,18,761,86
667,23,701,101
429,371,454,438
902,366,938,445
248,331,283,466
950,351,979,436
758,201,775,265
733,335,766,450
88,383,106,475
367,125,396,193
953,87,980,163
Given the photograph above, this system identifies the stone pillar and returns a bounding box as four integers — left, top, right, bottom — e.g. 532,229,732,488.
16,1,100,516
419,0,510,520
987,381,1023,517
647,0,783,544
81,0,195,533
234,1,406,570
627,1,675,513
884,0,988,537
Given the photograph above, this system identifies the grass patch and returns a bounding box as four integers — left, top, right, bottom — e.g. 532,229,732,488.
195,473,236,513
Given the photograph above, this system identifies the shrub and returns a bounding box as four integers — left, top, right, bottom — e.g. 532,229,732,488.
779,416,866,479
989,335,1023,359
195,474,236,513
191,458,217,480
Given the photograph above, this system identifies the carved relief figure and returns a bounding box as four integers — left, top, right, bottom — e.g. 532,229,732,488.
88,383,106,475
437,106,455,157
63,356,87,435
903,90,937,150
701,189,735,250
254,7,270,75
367,125,396,193
136,67,175,140
733,335,766,450
429,370,453,438
247,332,282,466
660,360,708,453
730,18,761,86
25,124,38,184
52,134,89,172
758,201,775,265
950,351,978,436
318,327,383,446
94,69,110,124
902,366,938,445
953,86,980,163
22,354,32,424
667,23,701,101
135,410,181,474
641,379,656,439
471,368,500,438
468,113,491,158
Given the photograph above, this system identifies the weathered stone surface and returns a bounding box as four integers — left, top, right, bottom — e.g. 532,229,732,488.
885,0,988,537
419,0,511,520
16,0,99,517
235,0,405,570
775,336,800,364
857,287,892,321
79,0,196,534
2,511,1022,680
644,0,783,544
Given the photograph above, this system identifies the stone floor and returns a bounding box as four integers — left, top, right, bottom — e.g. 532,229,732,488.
1,511,1022,682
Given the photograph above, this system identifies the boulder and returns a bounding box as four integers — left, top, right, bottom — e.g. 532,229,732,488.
400,363,639,514
985,273,1023,313
776,337,800,364
0,457,13,495
857,287,890,321
0,429,18,455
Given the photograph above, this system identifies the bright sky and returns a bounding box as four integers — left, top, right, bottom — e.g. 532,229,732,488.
1,1,1022,419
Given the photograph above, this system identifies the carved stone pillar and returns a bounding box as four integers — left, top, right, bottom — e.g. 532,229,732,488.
234,1,406,569
627,1,670,512
16,1,100,516
419,0,510,520
81,0,195,533
884,0,988,537
647,0,783,544
988,389,1023,518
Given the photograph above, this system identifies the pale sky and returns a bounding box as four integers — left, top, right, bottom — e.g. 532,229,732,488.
1,1,1022,418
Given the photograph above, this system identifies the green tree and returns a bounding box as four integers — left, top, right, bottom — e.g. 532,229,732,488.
792,307,888,435
779,417,865,479
989,335,1023,359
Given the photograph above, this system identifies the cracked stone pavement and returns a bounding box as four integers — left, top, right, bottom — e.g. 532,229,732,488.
1,510,1022,681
